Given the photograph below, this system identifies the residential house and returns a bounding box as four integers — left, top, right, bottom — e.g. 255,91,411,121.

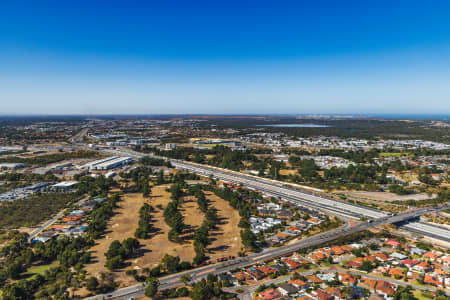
338,273,357,286
388,268,404,277
373,252,390,262
410,247,426,255
390,252,407,260
255,289,282,300
423,252,440,262
311,289,333,300
347,261,362,269
424,274,444,288
309,251,328,264
324,287,344,300
305,275,323,285
289,279,308,289
375,280,396,297
257,265,277,276
385,239,400,248
406,271,423,282
330,246,345,256
359,277,377,291
277,284,299,296
413,262,431,273
437,255,450,266
401,259,419,268
247,268,265,281
317,273,336,282
284,259,301,271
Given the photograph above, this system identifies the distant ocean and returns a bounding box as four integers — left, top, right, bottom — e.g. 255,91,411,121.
355,114,450,120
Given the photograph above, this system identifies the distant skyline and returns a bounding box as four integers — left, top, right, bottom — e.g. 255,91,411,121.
1,1,450,115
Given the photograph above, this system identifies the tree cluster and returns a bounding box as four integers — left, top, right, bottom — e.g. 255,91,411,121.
134,203,155,239
105,238,140,270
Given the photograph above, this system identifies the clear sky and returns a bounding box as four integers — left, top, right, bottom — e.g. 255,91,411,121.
1,1,450,115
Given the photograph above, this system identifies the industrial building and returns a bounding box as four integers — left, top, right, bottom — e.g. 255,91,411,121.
80,156,133,170
0,182,51,202
0,163,25,169
50,181,78,192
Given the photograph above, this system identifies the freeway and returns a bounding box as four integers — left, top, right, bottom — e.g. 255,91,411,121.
85,208,434,300
172,160,387,218
402,222,450,243
102,148,450,243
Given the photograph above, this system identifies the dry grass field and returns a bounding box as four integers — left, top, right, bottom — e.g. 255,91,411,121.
135,186,201,268
204,191,243,261
83,183,242,289
345,191,435,202
84,192,146,285
279,169,297,176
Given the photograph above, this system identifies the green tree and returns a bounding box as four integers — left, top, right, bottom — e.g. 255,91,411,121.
180,274,192,285
161,254,180,273
145,277,160,298
240,228,257,250
86,277,99,292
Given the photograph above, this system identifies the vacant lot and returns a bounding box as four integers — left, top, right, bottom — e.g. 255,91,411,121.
345,191,435,202
83,184,242,290
136,187,242,265
0,193,80,229
204,191,243,261
279,169,297,176
84,192,145,286
135,186,203,269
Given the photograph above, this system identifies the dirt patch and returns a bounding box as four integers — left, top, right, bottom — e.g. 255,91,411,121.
344,191,435,202
279,169,297,176
179,195,205,242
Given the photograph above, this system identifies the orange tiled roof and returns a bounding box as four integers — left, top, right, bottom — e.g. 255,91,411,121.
289,279,308,288
388,268,404,276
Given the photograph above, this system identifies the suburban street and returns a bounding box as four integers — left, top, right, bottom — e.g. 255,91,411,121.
223,267,450,300
28,196,89,241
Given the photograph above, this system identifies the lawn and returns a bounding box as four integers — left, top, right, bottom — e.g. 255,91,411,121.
413,290,432,300
24,260,59,277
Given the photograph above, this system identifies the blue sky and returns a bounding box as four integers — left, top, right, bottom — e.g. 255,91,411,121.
1,1,450,115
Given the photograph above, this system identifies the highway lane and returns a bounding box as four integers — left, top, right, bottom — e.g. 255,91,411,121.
402,222,450,243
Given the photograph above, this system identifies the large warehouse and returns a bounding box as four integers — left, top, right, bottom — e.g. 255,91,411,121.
80,156,134,170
